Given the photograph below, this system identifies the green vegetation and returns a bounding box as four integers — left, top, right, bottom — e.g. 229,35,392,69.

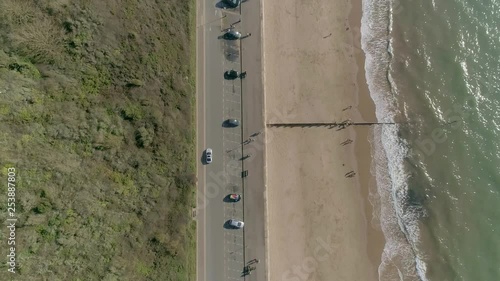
0,0,196,280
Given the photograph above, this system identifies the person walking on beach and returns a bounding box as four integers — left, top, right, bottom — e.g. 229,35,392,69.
341,139,353,146
345,171,356,178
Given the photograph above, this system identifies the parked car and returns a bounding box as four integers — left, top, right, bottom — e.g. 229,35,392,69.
224,119,240,127
205,148,213,164
228,194,241,202
222,0,241,8
224,70,239,80
228,219,244,229
221,30,241,40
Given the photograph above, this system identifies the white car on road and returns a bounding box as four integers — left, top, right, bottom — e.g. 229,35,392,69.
205,148,213,164
229,219,244,229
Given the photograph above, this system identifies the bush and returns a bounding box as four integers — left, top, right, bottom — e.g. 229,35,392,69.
10,18,65,64
33,199,52,214
121,104,144,121
127,79,143,87
135,126,153,148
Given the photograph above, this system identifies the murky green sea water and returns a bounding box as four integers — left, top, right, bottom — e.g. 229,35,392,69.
361,0,500,280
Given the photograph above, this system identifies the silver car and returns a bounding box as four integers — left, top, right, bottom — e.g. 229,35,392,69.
206,148,213,164
228,219,244,229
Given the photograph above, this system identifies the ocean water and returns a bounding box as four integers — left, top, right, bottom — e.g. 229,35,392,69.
361,0,500,280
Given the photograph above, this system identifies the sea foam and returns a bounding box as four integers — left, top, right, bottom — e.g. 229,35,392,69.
361,0,430,280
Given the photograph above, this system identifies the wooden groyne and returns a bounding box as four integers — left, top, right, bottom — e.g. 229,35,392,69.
266,121,398,128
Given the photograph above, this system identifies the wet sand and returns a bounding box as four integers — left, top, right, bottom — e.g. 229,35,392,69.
262,0,384,280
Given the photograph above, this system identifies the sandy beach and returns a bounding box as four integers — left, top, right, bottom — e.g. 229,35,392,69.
262,0,384,280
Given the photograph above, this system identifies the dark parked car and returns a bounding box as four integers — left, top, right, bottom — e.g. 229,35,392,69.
225,70,247,79
224,119,240,127
220,30,241,40
222,0,241,8
224,70,239,80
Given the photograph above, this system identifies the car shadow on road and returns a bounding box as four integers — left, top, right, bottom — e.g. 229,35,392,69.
201,152,208,165
222,42,240,62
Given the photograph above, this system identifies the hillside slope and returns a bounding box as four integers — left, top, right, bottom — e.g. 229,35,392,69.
0,0,196,280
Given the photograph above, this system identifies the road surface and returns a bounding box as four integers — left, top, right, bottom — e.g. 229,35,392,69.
196,0,266,281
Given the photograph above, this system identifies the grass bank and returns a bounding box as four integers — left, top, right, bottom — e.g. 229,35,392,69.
0,0,197,280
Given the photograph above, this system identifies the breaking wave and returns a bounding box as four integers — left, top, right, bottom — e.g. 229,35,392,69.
361,0,429,280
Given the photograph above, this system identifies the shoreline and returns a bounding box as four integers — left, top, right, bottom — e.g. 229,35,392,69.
348,0,386,271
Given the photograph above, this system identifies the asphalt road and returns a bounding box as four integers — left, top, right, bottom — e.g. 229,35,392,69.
196,1,247,281
196,0,266,281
